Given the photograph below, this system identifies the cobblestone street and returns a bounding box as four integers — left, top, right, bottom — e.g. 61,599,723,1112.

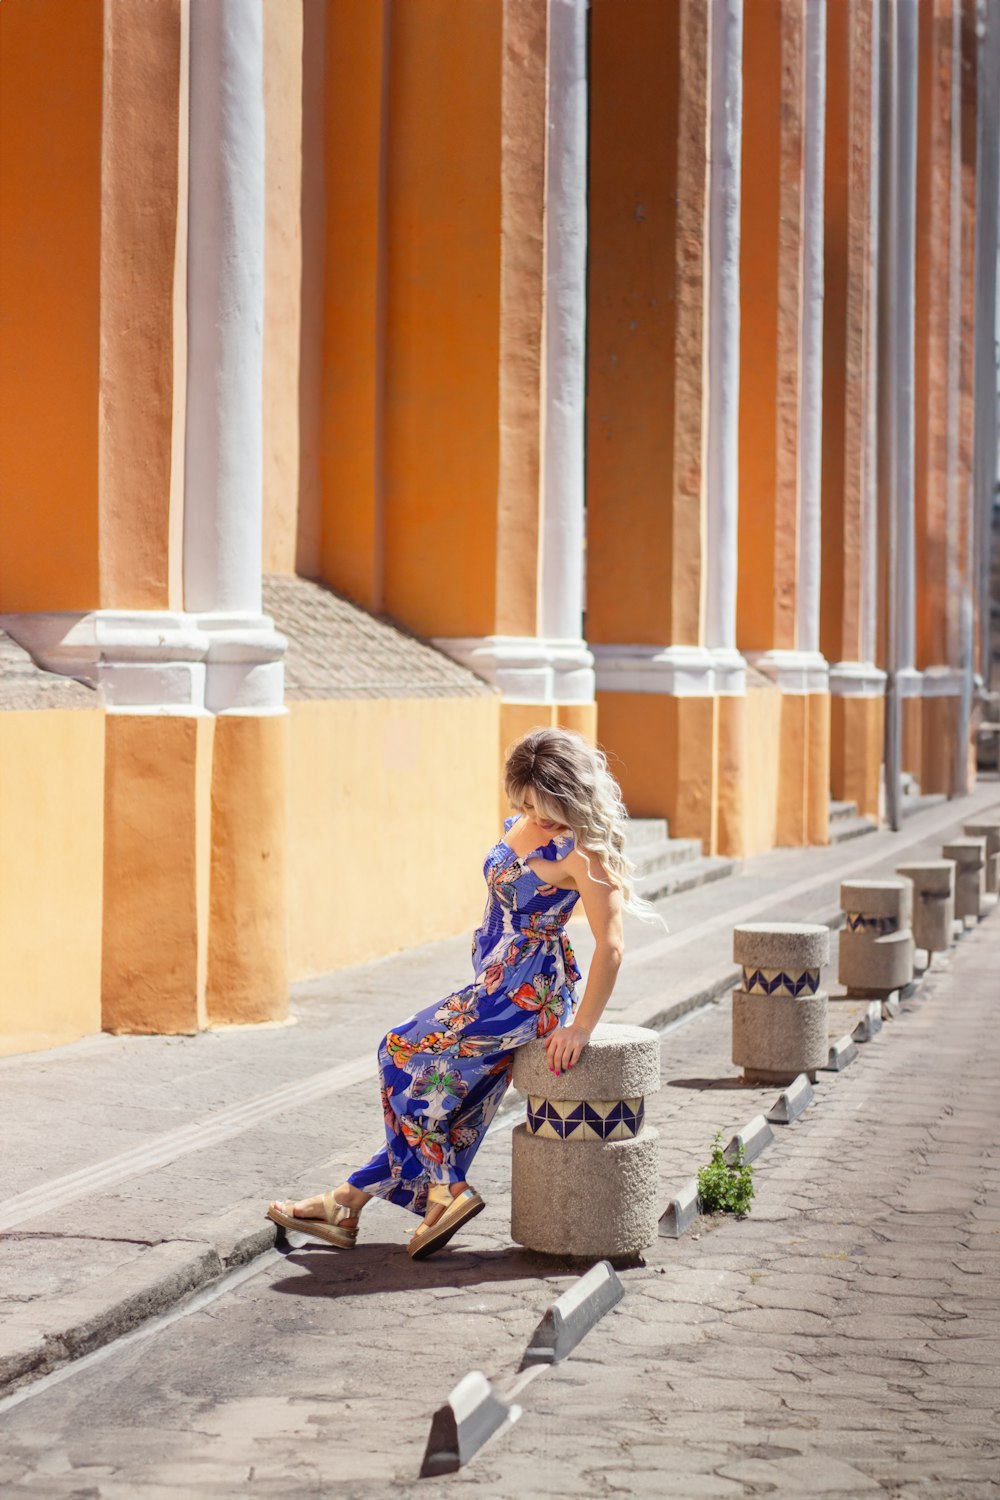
1,912,997,1498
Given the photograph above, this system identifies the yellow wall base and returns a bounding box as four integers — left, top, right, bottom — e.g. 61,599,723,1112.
102,711,292,1036
206,713,290,1027
102,713,212,1035
920,695,960,795
831,695,884,820
0,709,105,1057
902,695,923,782
288,694,501,978
595,686,832,860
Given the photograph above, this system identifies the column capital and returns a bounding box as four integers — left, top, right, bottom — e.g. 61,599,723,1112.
0,610,286,715
433,635,594,705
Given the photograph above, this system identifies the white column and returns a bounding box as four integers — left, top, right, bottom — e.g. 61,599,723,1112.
182,0,284,713
704,0,745,696
796,0,827,663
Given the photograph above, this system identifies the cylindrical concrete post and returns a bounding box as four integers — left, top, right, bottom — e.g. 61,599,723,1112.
510,1023,660,1258
943,837,987,924
896,861,956,956
731,924,830,1085
962,821,1000,896
839,878,915,998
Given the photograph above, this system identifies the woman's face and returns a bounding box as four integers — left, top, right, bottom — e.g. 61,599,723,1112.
519,789,561,833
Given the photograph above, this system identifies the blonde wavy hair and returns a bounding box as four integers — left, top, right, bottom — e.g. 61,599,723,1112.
503,727,663,925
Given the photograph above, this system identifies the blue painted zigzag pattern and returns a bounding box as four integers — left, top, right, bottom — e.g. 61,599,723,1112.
741,968,820,997
525,1096,645,1142
845,913,898,935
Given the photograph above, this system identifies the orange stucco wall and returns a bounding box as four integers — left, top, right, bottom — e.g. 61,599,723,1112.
742,685,784,855
586,0,705,648
287,695,501,978
821,0,873,666
99,0,183,610
0,0,102,611
914,0,956,671
738,0,803,654
381,2,505,638
317,0,389,610
0,710,105,1057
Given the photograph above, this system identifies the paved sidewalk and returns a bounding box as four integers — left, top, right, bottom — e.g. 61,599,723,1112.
1,782,998,1397
0,874,997,1496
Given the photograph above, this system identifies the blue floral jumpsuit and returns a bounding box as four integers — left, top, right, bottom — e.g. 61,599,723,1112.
347,818,581,1216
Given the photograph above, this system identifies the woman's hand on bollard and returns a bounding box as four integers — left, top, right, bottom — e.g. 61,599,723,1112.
543,1022,592,1075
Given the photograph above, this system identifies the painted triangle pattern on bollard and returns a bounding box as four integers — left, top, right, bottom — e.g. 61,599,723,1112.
767,1073,815,1123
420,1371,519,1477
659,1178,700,1239
520,1260,625,1369
723,1114,774,1164
820,1035,859,1073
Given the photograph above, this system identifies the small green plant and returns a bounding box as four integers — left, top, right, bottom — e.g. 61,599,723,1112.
697,1130,755,1217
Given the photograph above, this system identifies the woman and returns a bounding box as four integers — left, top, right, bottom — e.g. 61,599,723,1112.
267,726,648,1261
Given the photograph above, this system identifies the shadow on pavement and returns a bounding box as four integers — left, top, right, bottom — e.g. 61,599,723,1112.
267,1239,588,1299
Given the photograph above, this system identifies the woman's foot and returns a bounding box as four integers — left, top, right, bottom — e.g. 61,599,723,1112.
408,1182,485,1261
277,1183,370,1231
418,1181,470,1232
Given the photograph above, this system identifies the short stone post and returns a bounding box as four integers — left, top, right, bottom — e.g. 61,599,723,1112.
943,837,987,925
896,861,956,964
510,1024,660,1259
962,820,1000,896
731,924,829,1085
839,879,915,1001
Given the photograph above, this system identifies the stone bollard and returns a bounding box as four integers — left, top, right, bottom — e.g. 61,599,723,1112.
962,820,1000,896
896,861,956,960
943,837,987,924
510,1022,660,1259
839,879,915,1000
731,924,829,1085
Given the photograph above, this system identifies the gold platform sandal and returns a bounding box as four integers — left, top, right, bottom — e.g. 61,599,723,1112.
266,1191,361,1249
408,1183,485,1261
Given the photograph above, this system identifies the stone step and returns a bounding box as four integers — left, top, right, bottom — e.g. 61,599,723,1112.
828,812,878,845
623,817,670,848
634,853,738,904
829,799,859,823
629,838,702,878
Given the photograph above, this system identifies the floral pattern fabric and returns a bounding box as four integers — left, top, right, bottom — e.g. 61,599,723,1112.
347,817,581,1216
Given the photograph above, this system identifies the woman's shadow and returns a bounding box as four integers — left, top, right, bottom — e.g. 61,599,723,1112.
268,1231,610,1300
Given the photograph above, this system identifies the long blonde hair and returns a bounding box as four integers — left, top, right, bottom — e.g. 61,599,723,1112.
503,727,663,924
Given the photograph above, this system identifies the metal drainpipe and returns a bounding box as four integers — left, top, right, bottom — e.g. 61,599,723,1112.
974,0,1000,711
878,0,902,831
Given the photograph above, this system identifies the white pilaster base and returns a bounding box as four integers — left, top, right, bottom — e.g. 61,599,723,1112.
828,661,887,697
433,635,595,705
591,644,747,697
921,664,964,697
0,611,287,714
744,649,829,695
895,666,924,698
